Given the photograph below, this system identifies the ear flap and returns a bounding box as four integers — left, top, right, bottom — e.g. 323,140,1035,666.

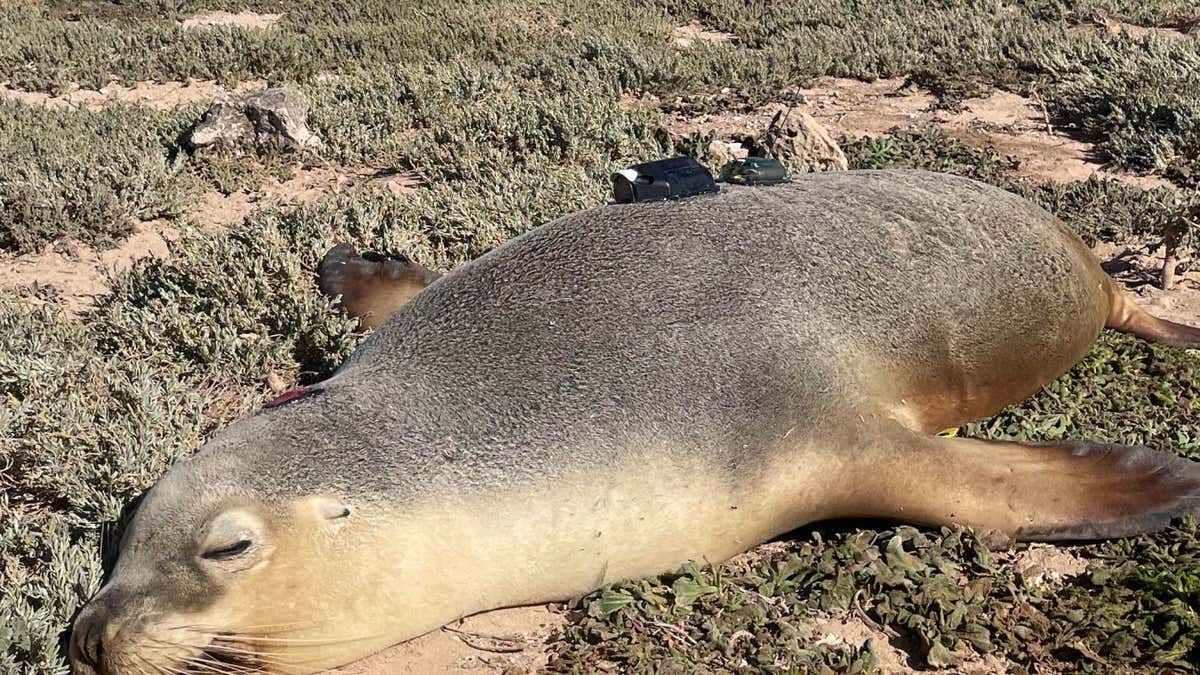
318,243,441,330
315,498,351,520
303,496,352,531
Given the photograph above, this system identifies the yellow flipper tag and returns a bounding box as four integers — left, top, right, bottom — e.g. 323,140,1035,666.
937,427,959,438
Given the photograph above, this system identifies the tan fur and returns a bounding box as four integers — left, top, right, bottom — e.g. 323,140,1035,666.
337,273,430,331
147,443,844,673
831,423,1200,539
317,244,440,331
1106,282,1200,349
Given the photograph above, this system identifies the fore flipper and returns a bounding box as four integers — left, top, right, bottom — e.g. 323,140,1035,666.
840,424,1200,541
318,243,441,330
1107,283,1200,349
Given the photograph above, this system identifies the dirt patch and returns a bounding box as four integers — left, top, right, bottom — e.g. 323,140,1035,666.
647,77,1173,189
490,6,572,36
1072,16,1197,43
672,21,737,49
791,78,937,138
806,611,1022,673
179,11,283,31
0,79,265,111
1011,544,1091,589
808,613,912,673
959,651,1019,674
1,166,422,316
191,166,421,230
1094,240,1200,327
330,605,564,675
0,223,178,318
799,78,1172,188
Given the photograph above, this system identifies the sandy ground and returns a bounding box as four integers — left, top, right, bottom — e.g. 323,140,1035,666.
0,165,420,318
0,224,177,317
654,76,1174,190
330,607,565,675
1072,16,1198,42
179,10,283,31
671,20,737,49
2,26,1198,672
0,79,266,110
1093,241,1200,327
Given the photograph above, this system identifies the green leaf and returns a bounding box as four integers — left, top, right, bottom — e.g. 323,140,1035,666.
597,589,635,617
672,576,717,608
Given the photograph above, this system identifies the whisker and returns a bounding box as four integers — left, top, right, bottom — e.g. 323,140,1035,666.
199,645,295,668
178,621,322,635
129,657,152,675
187,655,260,675
138,654,187,675
210,633,385,646
202,643,340,669
141,637,254,674
202,643,330,669
135,641,190,675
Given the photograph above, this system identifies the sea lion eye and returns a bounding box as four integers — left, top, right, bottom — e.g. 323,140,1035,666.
199,509,267,566
202,539,253,560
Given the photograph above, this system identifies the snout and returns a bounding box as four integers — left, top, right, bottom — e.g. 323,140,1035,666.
69,602,115,674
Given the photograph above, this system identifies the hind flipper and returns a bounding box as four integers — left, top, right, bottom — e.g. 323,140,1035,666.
1107,285,1200,349
318,244,440,330
842,424,1200,542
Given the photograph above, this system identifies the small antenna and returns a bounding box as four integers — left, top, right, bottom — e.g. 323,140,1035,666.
761,99,797,160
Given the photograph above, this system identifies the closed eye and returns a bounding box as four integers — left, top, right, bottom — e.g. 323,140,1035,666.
202,540,253,560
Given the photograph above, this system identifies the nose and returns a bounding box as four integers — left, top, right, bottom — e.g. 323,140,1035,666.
72,607,108,671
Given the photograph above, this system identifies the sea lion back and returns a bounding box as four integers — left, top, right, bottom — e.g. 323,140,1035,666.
340,170,1107,433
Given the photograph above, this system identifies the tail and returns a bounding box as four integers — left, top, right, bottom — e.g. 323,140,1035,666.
839,424,1200,542
318,243,440,331
1106,283,1200,349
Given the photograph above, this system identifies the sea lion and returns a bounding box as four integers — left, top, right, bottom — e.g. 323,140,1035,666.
70,169,1200,675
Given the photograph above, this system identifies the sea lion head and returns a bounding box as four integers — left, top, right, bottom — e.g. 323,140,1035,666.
68,420,381,675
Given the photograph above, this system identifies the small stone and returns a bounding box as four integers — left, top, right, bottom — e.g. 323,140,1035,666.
768,110,847,172
187,94,252,148
241,87,324,150
265,371,287,394
188,87,323,151
705,140,748,166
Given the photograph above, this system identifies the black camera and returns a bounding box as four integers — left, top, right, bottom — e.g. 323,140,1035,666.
611,156,719,204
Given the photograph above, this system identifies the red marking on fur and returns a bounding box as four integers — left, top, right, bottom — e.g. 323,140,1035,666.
264,387,310,408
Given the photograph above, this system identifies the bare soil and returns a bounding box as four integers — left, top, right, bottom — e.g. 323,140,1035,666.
0,224,177,318
808,613,912,673
0,79,265,111
1093,240,1200,327
654,77,1173,189
179,11,283,31
1071,16,1197,43
331,606,564,675
806,609,1023,674
671,21,737,49
1010,544,1091,588
0,166,421,317
190,166,422,231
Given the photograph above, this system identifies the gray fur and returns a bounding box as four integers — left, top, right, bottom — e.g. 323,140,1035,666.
182,169,1103,502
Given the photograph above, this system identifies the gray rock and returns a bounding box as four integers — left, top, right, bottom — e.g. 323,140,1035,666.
187,94,252,148
188,87,323,151
768,110,847,172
